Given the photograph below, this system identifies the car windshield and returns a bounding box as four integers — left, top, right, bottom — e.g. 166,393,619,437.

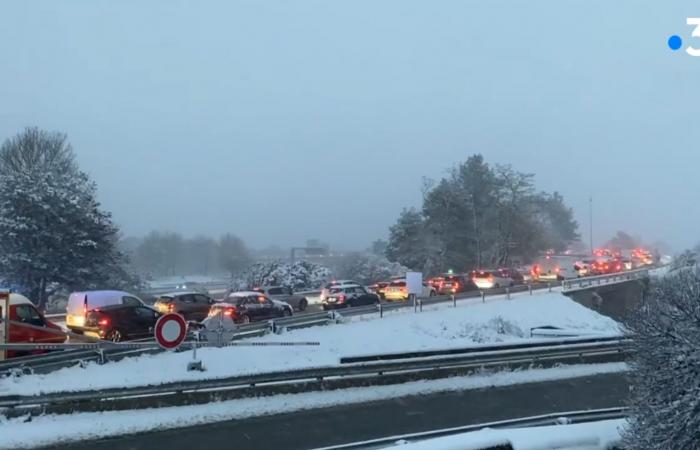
390,281,406,287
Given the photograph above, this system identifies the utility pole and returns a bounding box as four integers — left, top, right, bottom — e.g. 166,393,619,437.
589,197,593,255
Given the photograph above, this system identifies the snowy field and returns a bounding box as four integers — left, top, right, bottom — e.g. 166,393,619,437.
0,362,627,449
1,290,620,396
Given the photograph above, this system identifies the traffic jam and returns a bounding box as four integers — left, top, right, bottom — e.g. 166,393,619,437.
0,248,656,359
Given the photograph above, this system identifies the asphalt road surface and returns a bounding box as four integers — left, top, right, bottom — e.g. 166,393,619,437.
49,372,630,450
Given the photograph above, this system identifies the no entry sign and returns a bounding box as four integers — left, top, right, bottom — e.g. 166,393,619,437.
154,313,187,350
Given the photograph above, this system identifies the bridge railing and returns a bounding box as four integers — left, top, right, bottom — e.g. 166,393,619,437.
561,268,649,293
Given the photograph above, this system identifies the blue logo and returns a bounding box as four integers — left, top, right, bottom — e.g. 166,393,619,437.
669,19,700,56
668,35,683,51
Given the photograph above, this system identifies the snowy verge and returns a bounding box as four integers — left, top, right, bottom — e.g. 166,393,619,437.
1,291,622,397
0,363,628,449
372,418,626,450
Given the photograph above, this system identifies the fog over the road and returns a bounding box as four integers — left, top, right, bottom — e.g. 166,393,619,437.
1,1,697,251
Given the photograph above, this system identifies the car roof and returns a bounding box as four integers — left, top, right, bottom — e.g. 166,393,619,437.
159,291,202,297
228,291,265,297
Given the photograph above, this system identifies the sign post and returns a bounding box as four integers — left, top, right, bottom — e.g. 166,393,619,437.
0,291,9,361
406,272,423,312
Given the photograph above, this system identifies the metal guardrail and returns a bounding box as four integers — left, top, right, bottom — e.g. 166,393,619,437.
311,407,629,450
561,268,649,293
0,337,629,416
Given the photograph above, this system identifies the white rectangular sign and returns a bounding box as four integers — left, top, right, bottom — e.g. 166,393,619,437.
406,271,423,295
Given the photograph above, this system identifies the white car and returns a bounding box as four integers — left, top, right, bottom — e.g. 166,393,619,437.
472,270,513,289
320,280,362,301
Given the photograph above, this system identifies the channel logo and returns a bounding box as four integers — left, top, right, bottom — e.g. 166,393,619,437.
668,18,700,56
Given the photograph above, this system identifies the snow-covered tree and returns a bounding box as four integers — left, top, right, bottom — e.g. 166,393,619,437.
0,127,137,308
242,260,331,289
336,253,408,285
623,268,700,449
217,233,251,277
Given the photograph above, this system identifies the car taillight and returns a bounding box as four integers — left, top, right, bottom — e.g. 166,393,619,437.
98,318,109,326
338,294,346,303
555,267,560,273
224,307,235,317
168,303,174,312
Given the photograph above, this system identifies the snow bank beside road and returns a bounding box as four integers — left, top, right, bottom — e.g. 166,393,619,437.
0,363,627,449
376,418,626,450
1,291,621,396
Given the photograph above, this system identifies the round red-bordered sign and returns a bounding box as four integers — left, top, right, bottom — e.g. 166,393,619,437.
154,313,187,350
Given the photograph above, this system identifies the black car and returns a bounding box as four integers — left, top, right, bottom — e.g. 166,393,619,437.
322,285,380,310
210,292,293,323
84,304,162,342
153,292,214,321
435,273,475,295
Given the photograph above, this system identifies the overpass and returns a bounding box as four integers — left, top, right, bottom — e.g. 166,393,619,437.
561,268,651,322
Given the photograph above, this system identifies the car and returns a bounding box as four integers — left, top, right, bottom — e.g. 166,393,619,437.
368,281,390,299
1,293,66,358
472,269,514,289
320,280,362,301
589,257,624,275
83,304,162,342
153,292,215,321
322,285,380,309
530,255,579,281
252,286,309,311
383,279,436,301
496,267,524,284
433,273,473,295
66,290,147,334
207,291,293,324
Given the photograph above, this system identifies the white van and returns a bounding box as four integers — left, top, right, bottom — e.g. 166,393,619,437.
65,290,145,333
531,255,579,281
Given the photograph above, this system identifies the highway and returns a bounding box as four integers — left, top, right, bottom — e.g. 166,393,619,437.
49,372,629,450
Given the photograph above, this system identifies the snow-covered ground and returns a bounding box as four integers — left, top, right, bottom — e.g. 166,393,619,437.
0,362,627,450
1,290,621,396
372,417,626,450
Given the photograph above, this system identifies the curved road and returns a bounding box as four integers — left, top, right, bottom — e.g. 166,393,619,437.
48,372,629,450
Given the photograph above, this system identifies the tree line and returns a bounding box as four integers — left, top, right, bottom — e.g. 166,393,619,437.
385,154,579,274
124,232,251,280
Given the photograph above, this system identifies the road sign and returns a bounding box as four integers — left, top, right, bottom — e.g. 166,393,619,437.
154,313,187,350
406,272,423,295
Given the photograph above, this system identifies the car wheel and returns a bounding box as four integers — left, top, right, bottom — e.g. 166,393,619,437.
495,283,500,288
283,308,292,317
106,329,125,342
429,290,436,297
298,298,308,311
240,315,251,324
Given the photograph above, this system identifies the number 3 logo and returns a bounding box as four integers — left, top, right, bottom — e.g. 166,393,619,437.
687,18,700,56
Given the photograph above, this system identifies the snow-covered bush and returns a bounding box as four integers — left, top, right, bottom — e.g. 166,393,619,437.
336,253,409,285
242,260,331,289
623,267,700,449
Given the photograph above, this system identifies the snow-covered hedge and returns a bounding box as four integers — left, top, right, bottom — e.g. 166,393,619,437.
335,253,409,285
241,260,331,290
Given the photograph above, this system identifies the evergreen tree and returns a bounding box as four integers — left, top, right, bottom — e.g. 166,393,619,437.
624,268,700,449
0,127,136,308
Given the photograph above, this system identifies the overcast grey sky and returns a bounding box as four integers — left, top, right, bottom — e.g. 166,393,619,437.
0,1,698,251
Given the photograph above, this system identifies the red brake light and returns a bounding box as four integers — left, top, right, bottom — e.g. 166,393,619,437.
338,294,346,303
168,303,174,312
98,318,109,326
224,308,234,317
555,267,560,273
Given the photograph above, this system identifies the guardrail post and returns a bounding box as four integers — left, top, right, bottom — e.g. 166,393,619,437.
269,320,276,334
412,294,417,313
98,348,105,365
506,287,510,299
548,282,552,292
451,294,456,307
378,302,383,318
529,284,533,295
481,291,485,303
418,299,423,312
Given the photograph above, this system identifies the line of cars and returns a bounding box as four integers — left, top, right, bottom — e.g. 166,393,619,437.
0,285,309,359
